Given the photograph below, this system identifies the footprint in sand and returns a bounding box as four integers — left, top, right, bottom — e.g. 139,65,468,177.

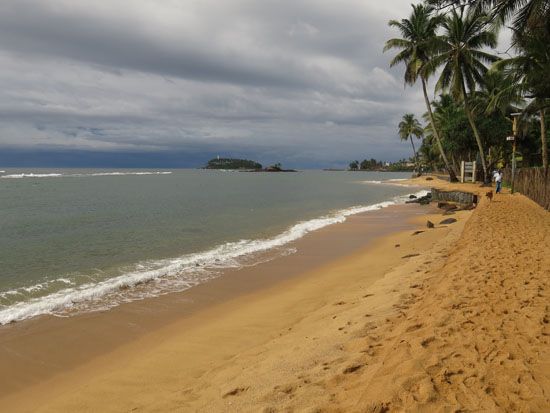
223,386,249,398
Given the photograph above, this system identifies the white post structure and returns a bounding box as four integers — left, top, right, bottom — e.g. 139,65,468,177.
460,161,476,183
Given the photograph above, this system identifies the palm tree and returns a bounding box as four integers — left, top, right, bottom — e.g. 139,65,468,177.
479,0,550,34
398,114,424,173
384,3,459,181
493,30,550,172
426,0,549,33
427,7,500,182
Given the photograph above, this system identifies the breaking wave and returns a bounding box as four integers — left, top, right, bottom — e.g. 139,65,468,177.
0,190,428,325
1,171,172,179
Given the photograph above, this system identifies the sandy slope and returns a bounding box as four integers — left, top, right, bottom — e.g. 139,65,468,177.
320,184,550,411
185,182,550,412
3,178,549,412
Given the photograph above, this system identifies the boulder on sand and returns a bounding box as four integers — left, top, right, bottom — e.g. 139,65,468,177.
427,220,435,228
437,202,458,211
406,192,432,205
440,218,457,225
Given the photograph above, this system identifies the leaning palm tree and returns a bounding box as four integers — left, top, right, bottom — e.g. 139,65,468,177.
384,3,459,181
427,7,500,182
398,114,424,173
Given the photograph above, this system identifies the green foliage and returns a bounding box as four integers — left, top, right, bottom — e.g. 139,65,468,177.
384,4,443,85
384,3,457,179
349,160,359,170
205,158,262,170
347,159,413,172
398,114,424,141
387,1,549,175
360,159,384,170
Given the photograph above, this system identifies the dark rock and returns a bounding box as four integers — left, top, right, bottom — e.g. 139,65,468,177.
426,177,434,180
440,218,457,225
223,387,249,398
402,253,421,258
412,230,424,236
437,202,457,211
409,194,417,199
427,220,435,228
395,244,400,248
405,192,432,205
343,364,363,374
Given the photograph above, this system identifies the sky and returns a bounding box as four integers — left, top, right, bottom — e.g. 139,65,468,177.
0,0,510,168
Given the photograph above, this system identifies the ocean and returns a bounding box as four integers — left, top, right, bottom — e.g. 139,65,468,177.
0,168,422,324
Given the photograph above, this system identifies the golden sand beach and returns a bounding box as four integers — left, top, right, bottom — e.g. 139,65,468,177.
1,177,548,412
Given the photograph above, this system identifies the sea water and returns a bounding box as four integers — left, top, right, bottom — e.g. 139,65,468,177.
0,168,423,324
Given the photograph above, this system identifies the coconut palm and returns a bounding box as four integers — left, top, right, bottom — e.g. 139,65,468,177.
479,0,550,34
493,30,550,172
384,3,459,181
426,0,549,32
427,7,500,182
398,114,424,173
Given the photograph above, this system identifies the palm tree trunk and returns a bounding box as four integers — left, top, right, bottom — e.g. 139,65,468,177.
461,82,488,183
541,109,548,174
421,77,458,182
409,135,418,173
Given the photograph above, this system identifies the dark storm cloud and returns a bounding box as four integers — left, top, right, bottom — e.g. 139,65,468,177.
0,0,445,166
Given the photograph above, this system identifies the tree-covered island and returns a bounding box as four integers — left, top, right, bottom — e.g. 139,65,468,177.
205,158,262,170
204,158,297,172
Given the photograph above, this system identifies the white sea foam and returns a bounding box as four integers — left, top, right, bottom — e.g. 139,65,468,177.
0,190,427,325
1,173,64,179
362,178,418,187
0,171,172,179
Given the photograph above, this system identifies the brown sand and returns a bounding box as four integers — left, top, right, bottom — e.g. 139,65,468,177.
2,178,549,412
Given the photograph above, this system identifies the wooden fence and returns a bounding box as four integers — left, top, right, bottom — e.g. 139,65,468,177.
503,167,550,210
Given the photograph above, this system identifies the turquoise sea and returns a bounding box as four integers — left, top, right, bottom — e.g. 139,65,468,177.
0,168,422,324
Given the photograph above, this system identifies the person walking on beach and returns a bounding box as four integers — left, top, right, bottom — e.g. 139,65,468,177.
493,169,503,193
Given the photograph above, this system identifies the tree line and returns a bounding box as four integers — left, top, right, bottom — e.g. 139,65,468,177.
348,159,415,171
385,0,549,182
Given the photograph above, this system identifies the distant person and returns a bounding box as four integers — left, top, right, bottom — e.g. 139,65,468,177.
493,169,503,193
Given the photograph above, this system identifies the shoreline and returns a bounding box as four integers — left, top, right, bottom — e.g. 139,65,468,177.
0,187,425,326
0,199,429,402
2,177,548,411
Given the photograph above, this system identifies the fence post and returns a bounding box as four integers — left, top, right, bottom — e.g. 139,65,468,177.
460,161,465,183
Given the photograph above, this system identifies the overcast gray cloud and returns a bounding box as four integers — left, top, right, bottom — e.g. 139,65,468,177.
0,0,507,167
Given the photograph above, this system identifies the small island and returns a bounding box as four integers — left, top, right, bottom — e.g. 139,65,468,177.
204,158,297,172
205,158,262,170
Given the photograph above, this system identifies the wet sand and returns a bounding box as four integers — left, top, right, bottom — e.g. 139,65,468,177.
0,201,429,405
2,177,549,412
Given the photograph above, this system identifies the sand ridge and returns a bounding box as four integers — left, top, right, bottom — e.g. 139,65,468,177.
321,186,550,411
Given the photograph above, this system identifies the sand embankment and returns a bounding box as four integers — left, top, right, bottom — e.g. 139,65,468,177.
2,177,549,412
